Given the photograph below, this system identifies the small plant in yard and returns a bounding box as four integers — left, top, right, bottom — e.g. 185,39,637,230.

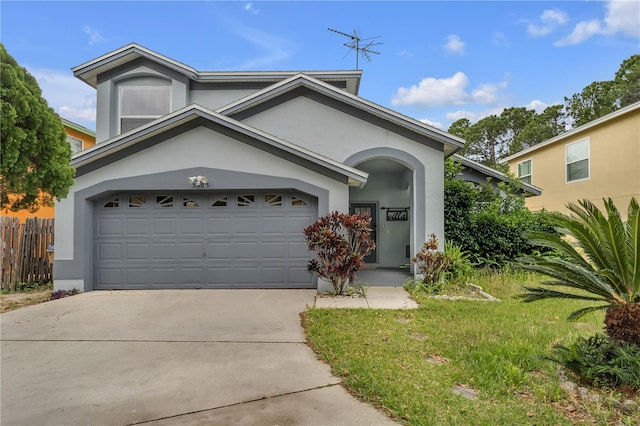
411,234,451,293
50,288,79,300
548,333,640,390
304,211,375,295
518,197,640,346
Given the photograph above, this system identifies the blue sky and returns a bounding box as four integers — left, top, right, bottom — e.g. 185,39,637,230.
2,1,639,131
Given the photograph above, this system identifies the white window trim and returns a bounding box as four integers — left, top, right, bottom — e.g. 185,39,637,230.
67,135,84,154
118,85,171,134
565,137,590,184
517,158,532,185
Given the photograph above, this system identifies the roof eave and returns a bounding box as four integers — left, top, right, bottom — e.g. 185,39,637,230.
71,105,368,185
501,101,640,163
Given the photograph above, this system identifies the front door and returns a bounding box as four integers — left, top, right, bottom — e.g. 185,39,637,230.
350,203,377,263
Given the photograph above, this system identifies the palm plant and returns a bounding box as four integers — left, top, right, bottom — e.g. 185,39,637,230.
518,197,639,346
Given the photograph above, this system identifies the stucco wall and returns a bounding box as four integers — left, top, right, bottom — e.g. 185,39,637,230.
507,110,640,215
241,95,446,245
190,89,257,111
55,126,350,290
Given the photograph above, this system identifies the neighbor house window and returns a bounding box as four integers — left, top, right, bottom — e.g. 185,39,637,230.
67,136,83,154
517,159,532,184
566,138,589,182
119,86,170,133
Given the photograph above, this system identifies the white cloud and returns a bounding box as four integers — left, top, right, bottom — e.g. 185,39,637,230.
83,25,106,45
27,67,96,127
397,50,414,57
555,20,602,46
419,118,443,129
525,100,549,114
243,2,259,15
603,0,640,37
555,0,640,46
528,8,568,36
444,34,465,54
392,72,508,107
445,107,505,124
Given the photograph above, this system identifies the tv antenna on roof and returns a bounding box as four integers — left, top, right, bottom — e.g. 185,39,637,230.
328,28,382,70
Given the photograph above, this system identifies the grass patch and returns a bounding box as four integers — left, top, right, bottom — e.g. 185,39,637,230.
1,283,53,313
304,270,640,425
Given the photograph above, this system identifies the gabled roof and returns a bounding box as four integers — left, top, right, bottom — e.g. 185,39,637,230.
502,101,640,162
216,73,465,156
71,104,368,186
453,154,542,196
61,118,95,138
72,43,362,94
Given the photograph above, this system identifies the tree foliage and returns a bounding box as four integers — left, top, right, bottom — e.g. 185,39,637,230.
448,54,639,164
443,158,556,267
1,43,74,212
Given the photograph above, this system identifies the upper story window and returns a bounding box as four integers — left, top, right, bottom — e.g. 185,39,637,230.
566,138,589,183
517,159,532,184
119,86,170,133
67,135,83,154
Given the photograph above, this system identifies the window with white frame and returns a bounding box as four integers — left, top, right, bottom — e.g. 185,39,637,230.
119,86,170,133
566,138,589,182
517,159,532,184
67,135,83,154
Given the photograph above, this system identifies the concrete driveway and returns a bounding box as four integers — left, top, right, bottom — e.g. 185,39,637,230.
1,290,396,425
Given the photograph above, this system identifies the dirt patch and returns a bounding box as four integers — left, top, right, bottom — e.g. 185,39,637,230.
0,287,52,313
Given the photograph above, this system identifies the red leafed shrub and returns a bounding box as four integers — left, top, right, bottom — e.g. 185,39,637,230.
304,211,375,294
412,234,451,288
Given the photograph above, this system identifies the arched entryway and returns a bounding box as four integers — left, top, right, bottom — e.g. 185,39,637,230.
345,148,425,270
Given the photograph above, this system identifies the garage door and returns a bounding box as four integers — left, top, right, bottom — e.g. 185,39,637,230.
93,191,317,289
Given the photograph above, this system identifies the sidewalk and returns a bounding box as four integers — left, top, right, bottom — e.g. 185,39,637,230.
313,286,418,309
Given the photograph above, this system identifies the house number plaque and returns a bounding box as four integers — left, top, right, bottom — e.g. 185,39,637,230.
382,207,409,221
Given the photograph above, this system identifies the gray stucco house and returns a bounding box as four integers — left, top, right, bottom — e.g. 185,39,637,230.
55,43,467,292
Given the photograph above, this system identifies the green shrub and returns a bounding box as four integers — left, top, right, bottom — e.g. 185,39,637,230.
444,158,557,268
549,333,640,390
443,241,473,284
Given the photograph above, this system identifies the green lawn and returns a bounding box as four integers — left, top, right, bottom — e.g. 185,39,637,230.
303,271,639,425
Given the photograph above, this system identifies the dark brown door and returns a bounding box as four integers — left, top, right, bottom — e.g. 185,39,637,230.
350,203,377,263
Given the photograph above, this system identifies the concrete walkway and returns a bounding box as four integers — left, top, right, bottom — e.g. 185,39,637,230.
1,290,398,425
314,287,418,309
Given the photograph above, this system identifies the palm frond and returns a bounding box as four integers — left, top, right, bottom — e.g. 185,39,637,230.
517,286,606,303
525,231,593,271
566,304,610,322
600,198,631,287
519,256,618,301
626,197,640,297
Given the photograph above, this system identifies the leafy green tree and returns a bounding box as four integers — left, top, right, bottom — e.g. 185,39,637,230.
518,198,640,346
563,80,617,127
512,104,566,153
1,43,74,212
613,54,640,107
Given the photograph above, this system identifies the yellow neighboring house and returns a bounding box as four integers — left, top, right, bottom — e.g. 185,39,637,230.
502,101,640,216
2,118,96,222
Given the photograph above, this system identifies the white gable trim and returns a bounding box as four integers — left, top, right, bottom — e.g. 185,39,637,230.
71,104,368,186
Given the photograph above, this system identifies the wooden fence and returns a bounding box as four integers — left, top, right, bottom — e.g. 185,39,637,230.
1,217,54,290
